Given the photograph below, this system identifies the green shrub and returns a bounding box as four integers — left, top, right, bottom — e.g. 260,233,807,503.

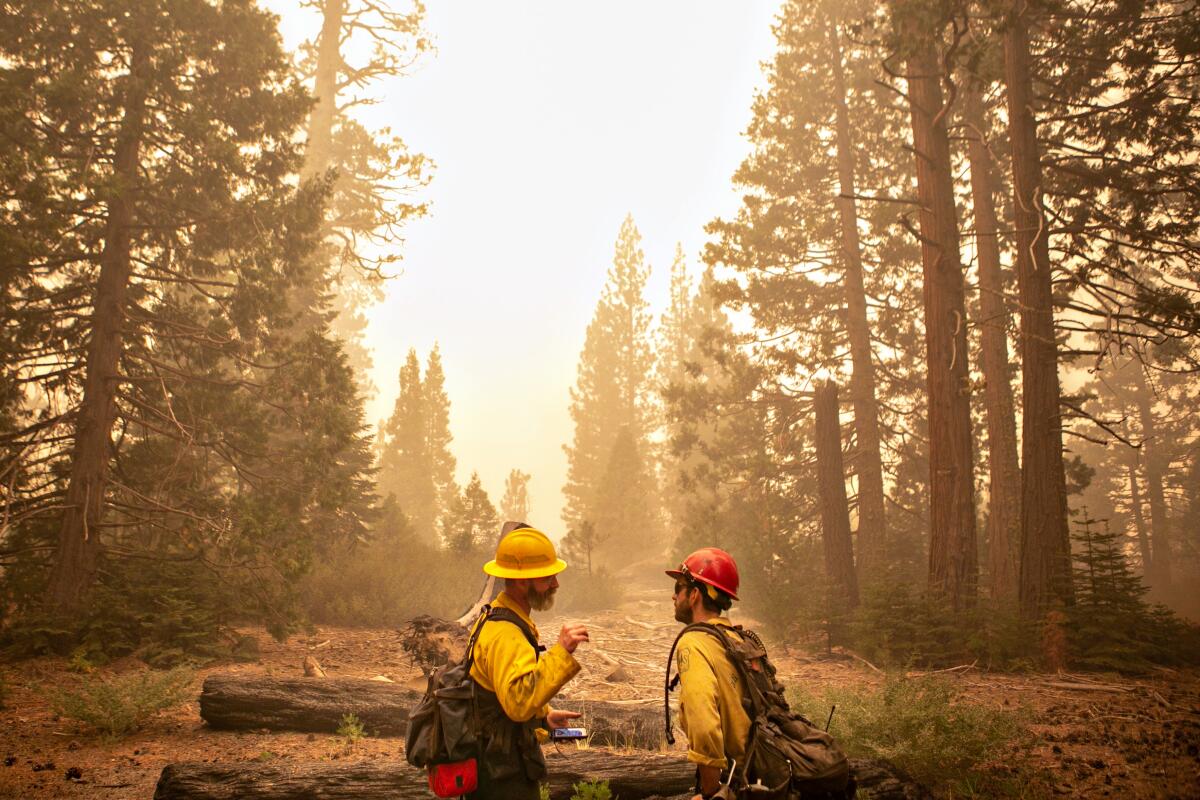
570,779,612,800
51,666,195,739
789,674,1036,796
337,712,367,745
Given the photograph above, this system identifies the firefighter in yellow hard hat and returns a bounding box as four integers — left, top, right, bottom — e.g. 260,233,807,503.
466,524,588,799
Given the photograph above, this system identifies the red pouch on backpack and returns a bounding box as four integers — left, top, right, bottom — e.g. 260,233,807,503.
427,759,478,797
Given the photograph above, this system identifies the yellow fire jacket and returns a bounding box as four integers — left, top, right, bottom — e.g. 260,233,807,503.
469,591,580,724
676,617,751,769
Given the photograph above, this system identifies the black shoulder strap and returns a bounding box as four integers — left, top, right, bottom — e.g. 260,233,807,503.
484,606,544,654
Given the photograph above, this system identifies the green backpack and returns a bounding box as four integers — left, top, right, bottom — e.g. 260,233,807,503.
665,622,853,799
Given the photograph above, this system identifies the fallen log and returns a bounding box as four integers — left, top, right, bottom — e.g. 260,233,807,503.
200,673,668,747
153,748,694,800
153,750,930,800
200,673,422,737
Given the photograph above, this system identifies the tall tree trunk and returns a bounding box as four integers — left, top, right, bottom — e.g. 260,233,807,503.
814,381,860,610
1125,449,1153,578
1133,365,1173,590
303,0,345,179
824,16,888,584
963,85,1021,602
896,6,978,610
45,41,151,614
1003,0,1073,618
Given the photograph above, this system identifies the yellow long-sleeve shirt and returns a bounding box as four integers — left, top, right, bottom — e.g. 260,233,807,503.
468,591,580,723
675,617,752,770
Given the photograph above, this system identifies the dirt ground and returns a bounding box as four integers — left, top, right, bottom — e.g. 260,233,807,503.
0,586,1197,799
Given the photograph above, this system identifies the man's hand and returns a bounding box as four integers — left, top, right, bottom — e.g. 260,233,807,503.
545,707,582,729
557,623,589,654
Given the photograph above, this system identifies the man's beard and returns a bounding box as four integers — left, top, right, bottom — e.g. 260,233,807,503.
674,596,693,624
529,585,557,611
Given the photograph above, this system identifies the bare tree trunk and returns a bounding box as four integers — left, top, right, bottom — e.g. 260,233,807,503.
963,85,1021,602
1004,0,1073,618
896,7,978,610
45,40,151,614
825,16,888,583
1126,450,1153,578
814,381,860,610
1133,365,1173,590
303,0,345,179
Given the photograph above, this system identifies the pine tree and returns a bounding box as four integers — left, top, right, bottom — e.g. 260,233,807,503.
1067,512,1157,671
300,0,431,386
562,215,657,543
499,469,531,523
704,0,926,586
0,0,381,618
424,345,457,528
379,349,437,538
592,427,658,562
889,0,979,610
561,521,604,577
958,49,1021,602
441,473,499,555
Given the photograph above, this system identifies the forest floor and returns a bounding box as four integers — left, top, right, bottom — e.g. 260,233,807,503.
0,582,1197,799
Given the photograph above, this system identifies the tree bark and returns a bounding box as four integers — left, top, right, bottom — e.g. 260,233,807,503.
814,381,860,610
303,0,344,179
963,84,1021,602
153,753,931,800
44,39,151,614
1133,365,1173,590
896,5,979,610
825,16,889,583
1126,447,1153,578
154,749,695,800
199,674,665,748
1003,0,1073,618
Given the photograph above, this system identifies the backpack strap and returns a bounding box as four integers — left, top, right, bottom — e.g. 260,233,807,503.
462,604,496,671
469,606,544,666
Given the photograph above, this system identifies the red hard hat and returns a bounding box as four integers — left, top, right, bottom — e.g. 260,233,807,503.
665,547,740,601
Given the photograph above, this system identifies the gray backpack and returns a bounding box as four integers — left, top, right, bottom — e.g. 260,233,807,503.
665,622,853,799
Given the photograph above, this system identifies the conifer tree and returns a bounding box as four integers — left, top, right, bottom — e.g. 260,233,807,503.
1068,512,1158,671
379,349,436,537
958,50,1021,602
592,427,658,561
0,0,377,623
300,0,431,384
424,344,457,527
981,0,1200,615
562,215,657,544
500,469,531,523
441,472,499,555
561,521,604,577
705,0,925,584
889,0,979,610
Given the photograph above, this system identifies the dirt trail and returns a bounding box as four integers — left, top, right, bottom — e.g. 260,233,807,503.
0,585,1197,798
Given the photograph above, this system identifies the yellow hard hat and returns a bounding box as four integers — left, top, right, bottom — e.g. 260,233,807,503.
483,527,567,579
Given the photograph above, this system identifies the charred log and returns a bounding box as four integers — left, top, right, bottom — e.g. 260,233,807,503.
154,751,929,800
200,674,666,748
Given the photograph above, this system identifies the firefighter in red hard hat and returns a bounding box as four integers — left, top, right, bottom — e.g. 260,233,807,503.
665,547,749,800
